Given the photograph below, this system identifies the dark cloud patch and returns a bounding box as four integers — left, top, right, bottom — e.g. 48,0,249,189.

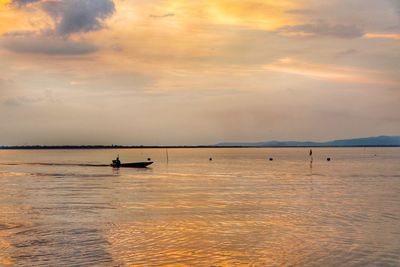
279,21,364,38
3,0,115,55
41,0,115,36
149,13,175,19
12,0,40,6
12,0,115,36
1,33,97,55
336,49,358,57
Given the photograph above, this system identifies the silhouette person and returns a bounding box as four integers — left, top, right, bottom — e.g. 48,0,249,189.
112,155,121,167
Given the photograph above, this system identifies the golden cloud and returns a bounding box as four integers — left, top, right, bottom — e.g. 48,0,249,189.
364,33,400,40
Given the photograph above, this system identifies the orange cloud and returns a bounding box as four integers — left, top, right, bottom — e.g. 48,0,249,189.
364,33,400,40
0,2,50,35
207,0,302,30
147,0,304,31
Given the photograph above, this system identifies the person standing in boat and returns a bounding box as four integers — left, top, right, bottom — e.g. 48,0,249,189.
112,155,121,167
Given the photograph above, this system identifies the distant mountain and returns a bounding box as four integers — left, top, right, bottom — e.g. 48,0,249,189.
215,135,400,147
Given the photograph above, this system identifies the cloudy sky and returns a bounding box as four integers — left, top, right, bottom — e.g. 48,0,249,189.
0,0,399,145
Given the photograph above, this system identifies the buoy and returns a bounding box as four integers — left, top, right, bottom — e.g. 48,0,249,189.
147,158,151,161
209,157,213,161
269,158,273,161
327,157,331,161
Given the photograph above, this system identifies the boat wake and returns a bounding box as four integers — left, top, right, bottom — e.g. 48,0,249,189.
0,162,109,167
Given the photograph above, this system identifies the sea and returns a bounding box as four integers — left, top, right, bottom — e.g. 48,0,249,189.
0,147,399,266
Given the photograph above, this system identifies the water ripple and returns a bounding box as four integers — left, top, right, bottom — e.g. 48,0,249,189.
0,148,399,265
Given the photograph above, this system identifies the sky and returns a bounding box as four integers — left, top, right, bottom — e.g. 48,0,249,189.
0,0,399,145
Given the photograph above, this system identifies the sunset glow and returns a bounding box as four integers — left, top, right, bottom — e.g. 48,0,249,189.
0,0,399,145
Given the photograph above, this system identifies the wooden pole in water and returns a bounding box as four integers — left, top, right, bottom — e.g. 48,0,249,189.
166,148,169,164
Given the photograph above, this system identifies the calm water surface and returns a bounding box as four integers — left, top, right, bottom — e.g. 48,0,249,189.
0,148,399,266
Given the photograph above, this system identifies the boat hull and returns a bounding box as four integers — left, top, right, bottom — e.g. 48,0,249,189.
111,162,153,168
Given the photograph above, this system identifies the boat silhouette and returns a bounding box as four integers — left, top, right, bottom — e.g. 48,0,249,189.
111,156,153,168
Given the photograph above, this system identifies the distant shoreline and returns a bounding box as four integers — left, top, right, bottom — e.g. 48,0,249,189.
2,135,399,149
0,145,399,150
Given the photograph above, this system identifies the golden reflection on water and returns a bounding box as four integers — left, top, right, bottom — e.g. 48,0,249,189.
0,148,400,266
106,218,309,266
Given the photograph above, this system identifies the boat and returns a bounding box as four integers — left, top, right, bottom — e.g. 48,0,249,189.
111,156,153,168
111,161,153,168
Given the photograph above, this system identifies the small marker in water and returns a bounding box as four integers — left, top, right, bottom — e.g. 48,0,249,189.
147,158,151,161
209,157,213,161
327,157,331,161
269,158,273,161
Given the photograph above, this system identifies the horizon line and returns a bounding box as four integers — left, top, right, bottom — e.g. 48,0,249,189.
1,145,400,150
1,134,400,149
